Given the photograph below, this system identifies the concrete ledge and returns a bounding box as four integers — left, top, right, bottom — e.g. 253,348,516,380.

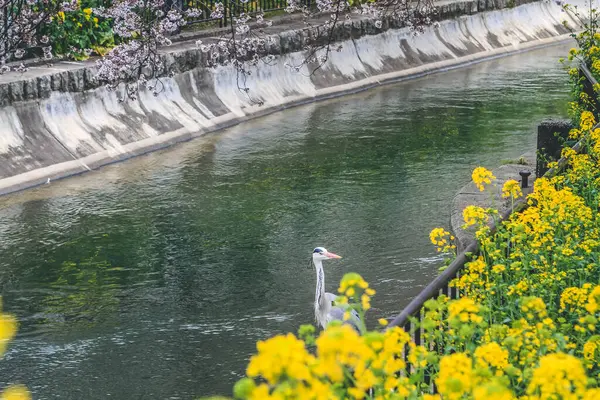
0,0,589,196
450,151,537,253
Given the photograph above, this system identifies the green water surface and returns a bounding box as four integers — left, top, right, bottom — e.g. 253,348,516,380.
0,43,572,399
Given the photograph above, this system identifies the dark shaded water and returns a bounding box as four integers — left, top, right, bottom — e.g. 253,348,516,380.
0,43,571,399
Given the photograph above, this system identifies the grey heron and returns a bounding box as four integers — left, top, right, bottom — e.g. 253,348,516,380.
311,247,363,333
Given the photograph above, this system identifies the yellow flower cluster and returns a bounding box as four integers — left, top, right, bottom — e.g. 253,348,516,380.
462,205,487,228
436,353,475,399
472,167,496,192
246,333,314,384
448,297,483,325
520,297,547,321
580,110,596,131
237,300,431,400
560,285,591,314
337,273,375,312
1,387,31,400
586,286,600,314
474,342,509,371
501,179,522,199
0,299,30,400
527,353,587,399
592,58,600,75
429,227,456,254
444,80,600,396
235,281,600,400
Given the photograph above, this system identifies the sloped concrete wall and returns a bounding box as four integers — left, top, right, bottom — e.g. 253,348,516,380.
0,0,587,195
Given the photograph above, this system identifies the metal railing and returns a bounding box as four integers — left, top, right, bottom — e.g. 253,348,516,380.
183,0,312,27
385,93,590,391
387,199,526,330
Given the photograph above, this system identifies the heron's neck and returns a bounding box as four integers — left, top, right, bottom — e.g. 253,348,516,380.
314,258,329,328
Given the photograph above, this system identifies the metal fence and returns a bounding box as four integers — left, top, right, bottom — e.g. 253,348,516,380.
386,194,527,392
385,93,591,391
387,202,520,330
183,0,310,27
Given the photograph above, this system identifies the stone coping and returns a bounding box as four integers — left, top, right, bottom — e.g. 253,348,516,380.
450,151,537,253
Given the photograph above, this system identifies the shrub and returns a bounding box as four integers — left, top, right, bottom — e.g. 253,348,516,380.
38,0,115,60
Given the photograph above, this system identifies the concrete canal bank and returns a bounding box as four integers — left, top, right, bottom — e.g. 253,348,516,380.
0,0,587,195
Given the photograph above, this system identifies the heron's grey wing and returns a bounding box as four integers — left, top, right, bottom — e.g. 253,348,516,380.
325,292,362,332
328,306,344,321
329,306,362,334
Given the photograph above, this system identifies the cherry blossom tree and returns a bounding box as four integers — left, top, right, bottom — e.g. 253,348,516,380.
1,0,437,101
95,0,436,102
94,0,191,100
0,0,63,72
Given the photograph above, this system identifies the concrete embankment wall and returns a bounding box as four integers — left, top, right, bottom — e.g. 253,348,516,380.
0,0,586,194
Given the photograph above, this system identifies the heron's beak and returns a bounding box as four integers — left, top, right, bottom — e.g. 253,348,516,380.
325,252,342,259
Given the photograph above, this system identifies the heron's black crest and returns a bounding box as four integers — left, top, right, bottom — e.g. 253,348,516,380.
313,247,325,253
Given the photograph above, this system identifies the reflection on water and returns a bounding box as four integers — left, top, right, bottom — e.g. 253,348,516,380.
0,43,571,398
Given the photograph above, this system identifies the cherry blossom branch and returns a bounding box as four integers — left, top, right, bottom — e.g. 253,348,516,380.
91,0,437,101
0,0,62,73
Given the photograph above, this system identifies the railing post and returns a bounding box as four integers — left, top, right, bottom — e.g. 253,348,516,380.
519,170,531,189
536,119,573,177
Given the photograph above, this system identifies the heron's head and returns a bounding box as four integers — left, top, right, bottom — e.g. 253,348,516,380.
312,247,342,262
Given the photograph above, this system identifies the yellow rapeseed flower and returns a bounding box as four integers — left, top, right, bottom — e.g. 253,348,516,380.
586,286,600,314
448,298,483,325
583,388,600,399
246,333,314,384
560,286,590,314
593,59,600,75
463,205,487,228
520,297,548,320
583,339,598,365
436,353,474,400
338,273,368,294
361,294,370,311
314,325,374,383
502,179,522,199
0,312,17,356
472,167,496,192
526,353,587,399
580,110,596,131
429,227,456,253
472,379,515,400
492,264,506,274
1,386,31,400
569,127,583,139
474,342,509,370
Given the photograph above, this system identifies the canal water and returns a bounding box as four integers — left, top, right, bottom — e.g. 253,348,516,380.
0,43,571,399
